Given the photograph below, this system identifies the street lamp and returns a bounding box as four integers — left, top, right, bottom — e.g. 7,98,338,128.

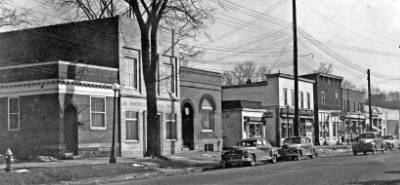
110,83,120,164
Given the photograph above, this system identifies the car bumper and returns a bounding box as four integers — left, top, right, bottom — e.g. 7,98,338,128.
221,155,252,164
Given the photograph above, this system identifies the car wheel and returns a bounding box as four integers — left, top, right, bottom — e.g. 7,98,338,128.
221,161,231,168
363,151,367,155
270,154,277,164
248,154,256,166
353,151,358,156
309,149,316,159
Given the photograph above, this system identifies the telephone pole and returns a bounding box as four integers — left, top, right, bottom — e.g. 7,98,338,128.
367,69,373,131
292,0,299,136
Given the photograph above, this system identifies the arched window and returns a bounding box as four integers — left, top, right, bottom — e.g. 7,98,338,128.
201,98,214,132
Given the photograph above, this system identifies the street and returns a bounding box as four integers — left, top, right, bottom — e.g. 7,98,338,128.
110,151,400,185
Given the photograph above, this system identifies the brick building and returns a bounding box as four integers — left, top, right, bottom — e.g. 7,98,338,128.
341,88,366,144
179,67,222,151
222,100,267,148
301,73,343,145
222,73,315,146
0,16,181,158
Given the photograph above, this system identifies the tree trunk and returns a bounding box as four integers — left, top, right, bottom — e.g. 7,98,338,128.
141,31,161,157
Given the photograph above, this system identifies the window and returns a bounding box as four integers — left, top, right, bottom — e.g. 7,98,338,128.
91,97,106,129
291,89,295,106
122,57,139,89
201,99,214,131
306,93,311,109
321,91,326,105
125,111,139,140
166,113,177,139
8,97,20,131
353,102,356,112
335,92,339,105
248,122,263,138
300,91,304,108
283,88,288,106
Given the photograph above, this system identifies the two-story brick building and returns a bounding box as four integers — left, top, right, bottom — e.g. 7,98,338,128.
222,73,315,146
341,88,366,144
179,67,222,151
0,16,181,158
301,73,343,145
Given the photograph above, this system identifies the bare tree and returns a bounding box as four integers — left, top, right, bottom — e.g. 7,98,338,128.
222,62,272,85
124,0,211,156
315,62,333,74
42,0,125,21
341,79,357,90
0,0,29,28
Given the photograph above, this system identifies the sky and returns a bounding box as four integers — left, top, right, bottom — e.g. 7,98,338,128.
10,0,400,92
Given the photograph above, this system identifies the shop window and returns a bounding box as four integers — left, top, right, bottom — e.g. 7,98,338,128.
125,111,139,141
249,122,263,138
201,98,214,131
91,97,106,129
166,113,177,139
8,97,20,131
204,144,214,152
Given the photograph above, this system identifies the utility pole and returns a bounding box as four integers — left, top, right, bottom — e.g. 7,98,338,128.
367,69,373,131
292,0,299,136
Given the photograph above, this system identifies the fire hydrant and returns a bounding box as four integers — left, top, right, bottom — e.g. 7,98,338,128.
4,148,13,172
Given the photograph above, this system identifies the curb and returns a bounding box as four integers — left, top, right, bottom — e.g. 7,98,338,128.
39,166,207,185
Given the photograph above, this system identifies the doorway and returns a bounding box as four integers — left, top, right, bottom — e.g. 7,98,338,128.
64,104,78,155
182,103,194,150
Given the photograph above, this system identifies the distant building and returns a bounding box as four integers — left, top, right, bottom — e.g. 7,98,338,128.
301,73,343,145
365,106,400,137
0,17,180,158
222,100,267,148
222,73,315,146
179,67,222,151
341,88,366,144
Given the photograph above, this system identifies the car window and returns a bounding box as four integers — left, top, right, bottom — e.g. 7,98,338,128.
261,139,267,146
301,138,306,143
256,140,262,146
284,137,301,144
306,138,311,143
237,140,257,146
383,136,394,140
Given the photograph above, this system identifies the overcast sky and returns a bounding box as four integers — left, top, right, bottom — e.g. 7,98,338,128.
12,0,400,92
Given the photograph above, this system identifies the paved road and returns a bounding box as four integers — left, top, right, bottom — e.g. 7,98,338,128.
110,151,400,185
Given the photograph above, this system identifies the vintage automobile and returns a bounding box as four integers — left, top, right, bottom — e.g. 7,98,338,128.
220,138,279,168
382,135,396,151
352,132,385,155
278,136,317,160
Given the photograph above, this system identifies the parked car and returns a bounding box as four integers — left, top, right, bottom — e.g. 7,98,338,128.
382,135,396,151
352,132,385,155
278,136,316,160
220,138,279,168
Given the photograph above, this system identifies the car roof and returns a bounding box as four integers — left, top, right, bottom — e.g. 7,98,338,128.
239,138,264,142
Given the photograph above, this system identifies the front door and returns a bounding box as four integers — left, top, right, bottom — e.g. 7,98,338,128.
182,103,194,150
64,104,78,155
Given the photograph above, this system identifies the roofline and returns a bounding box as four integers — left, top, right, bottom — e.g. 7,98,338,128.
266,73,315,83
301,72,344,80
180,66,222,76
222,81,268,89
342,88,365,94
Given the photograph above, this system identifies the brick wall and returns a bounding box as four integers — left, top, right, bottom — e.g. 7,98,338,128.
0,94,61,158
180,67,222,151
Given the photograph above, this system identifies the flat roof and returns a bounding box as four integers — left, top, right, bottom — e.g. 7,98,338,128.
300,72,344,80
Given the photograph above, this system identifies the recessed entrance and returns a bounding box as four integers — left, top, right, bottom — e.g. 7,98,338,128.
64,104,78,155
182,102,194,150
